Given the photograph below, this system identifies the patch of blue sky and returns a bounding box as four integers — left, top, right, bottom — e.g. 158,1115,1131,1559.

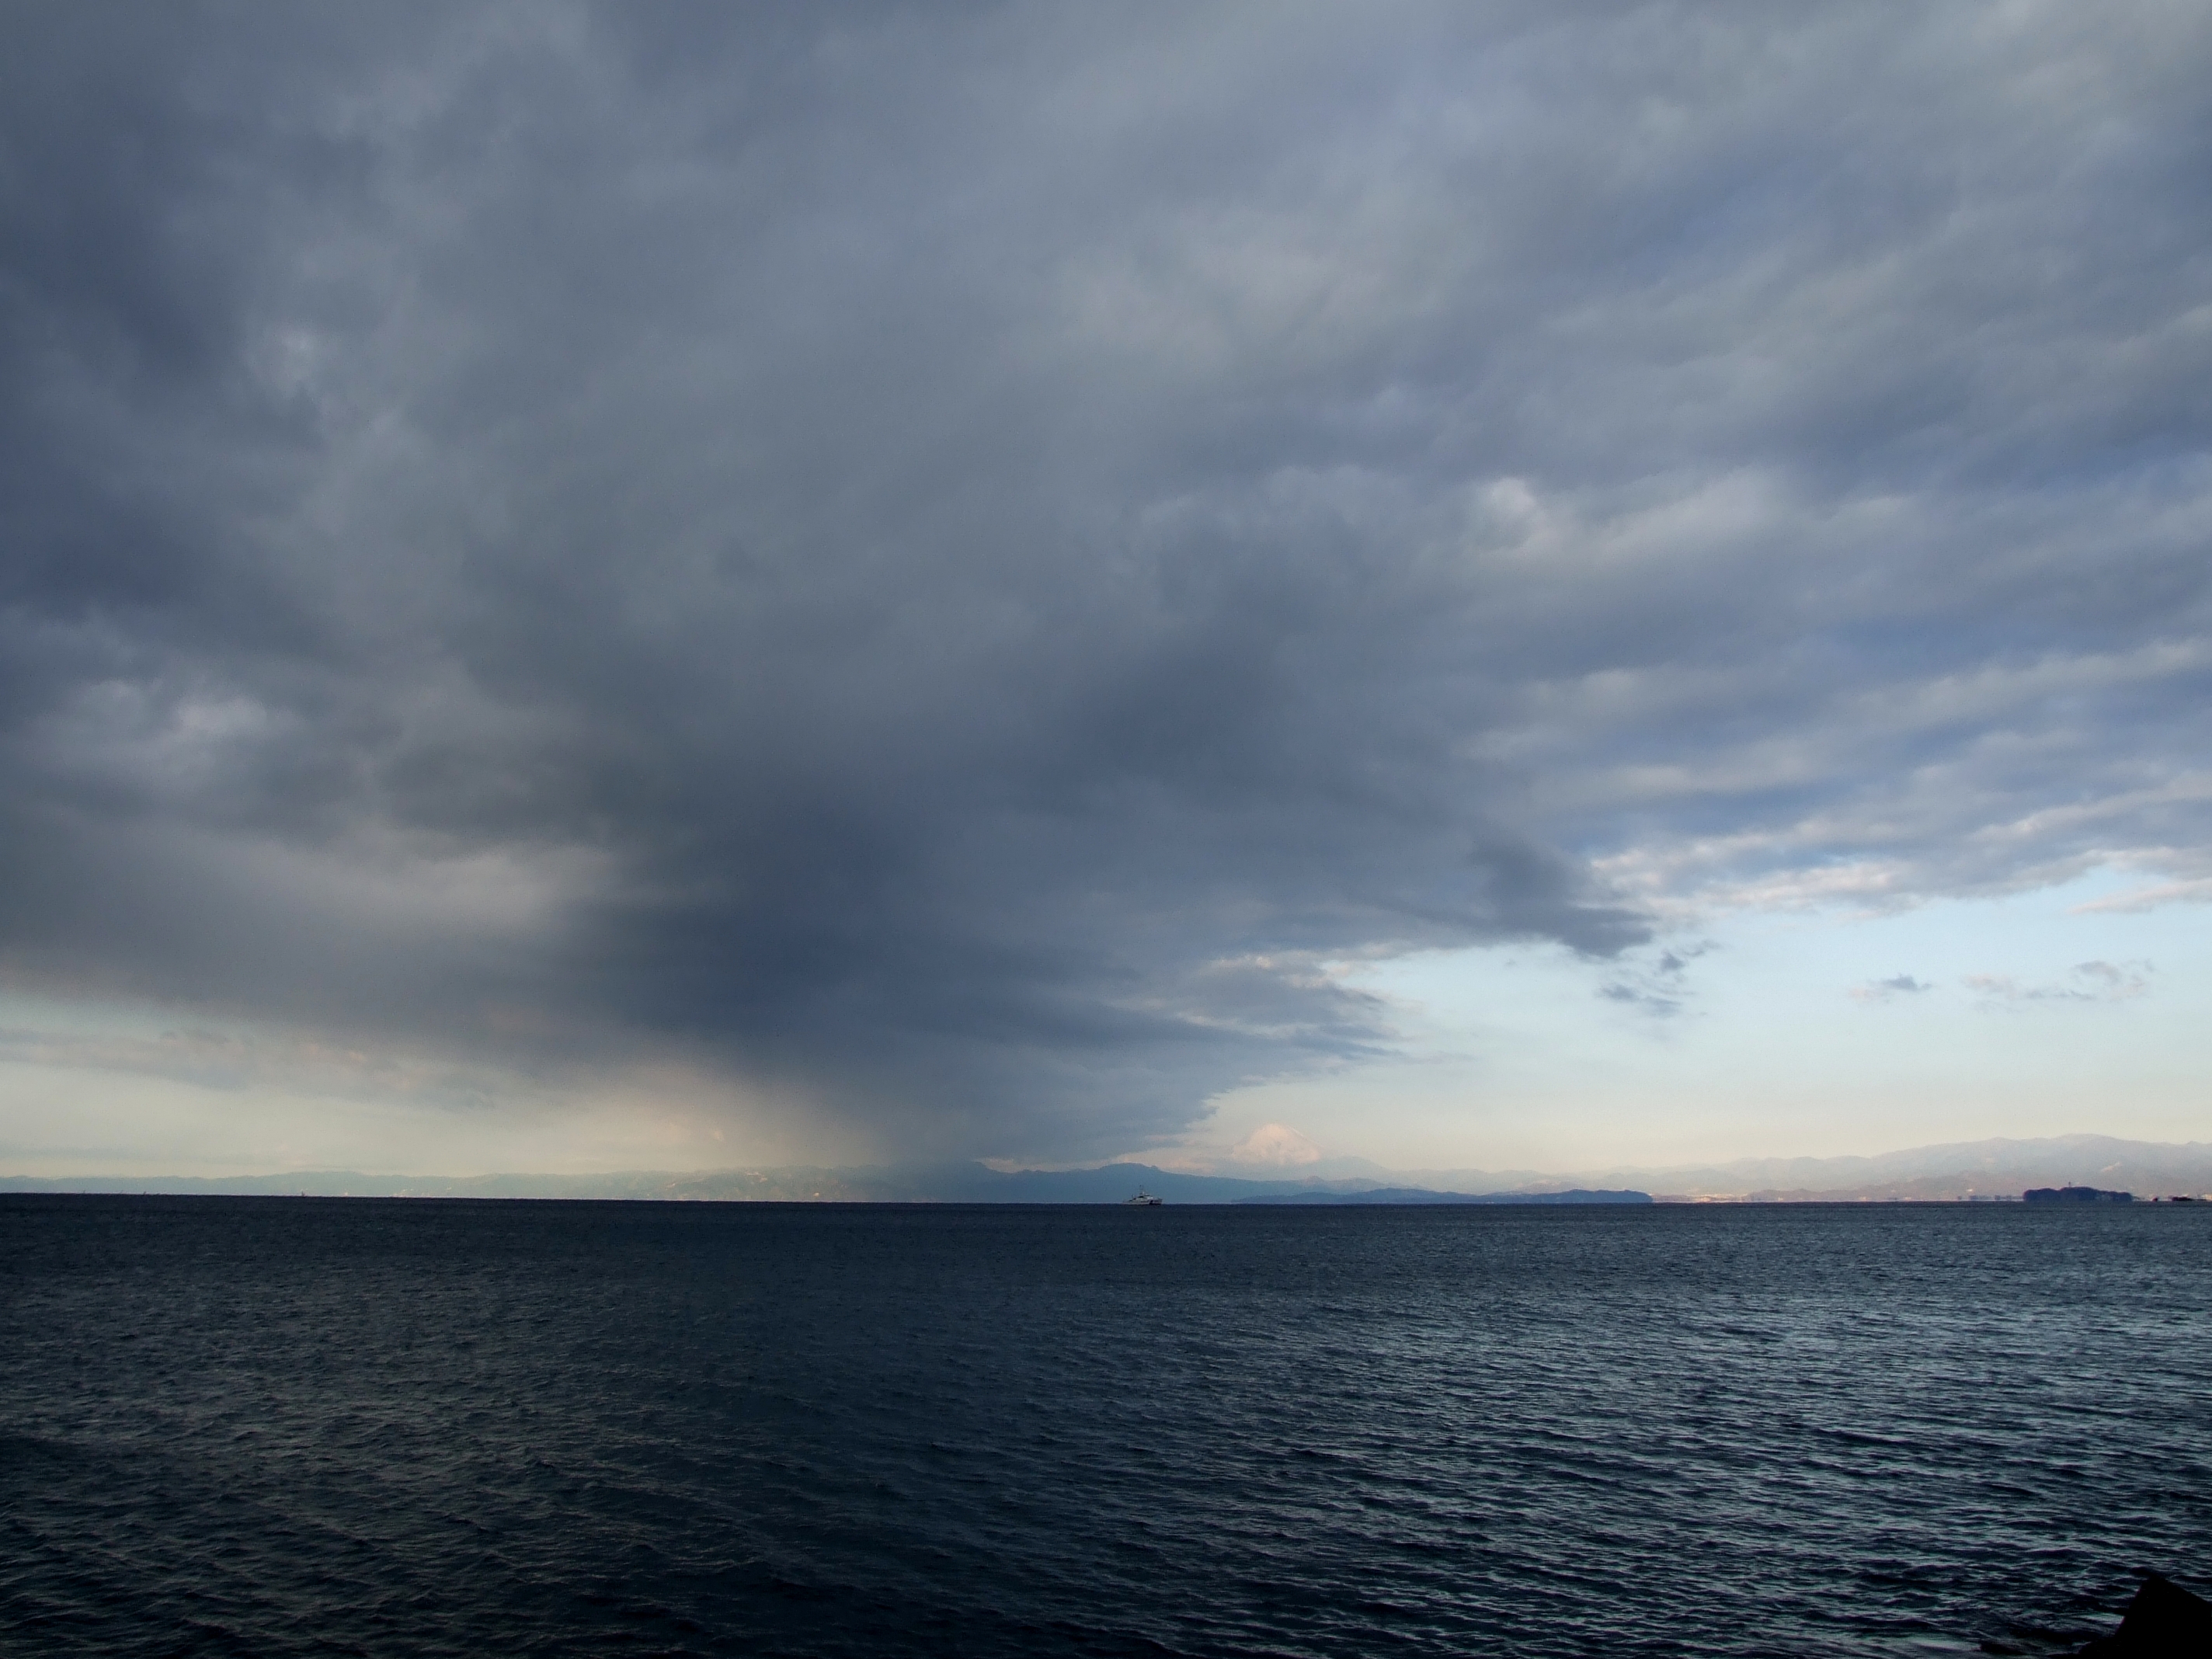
1202,868,2210,1173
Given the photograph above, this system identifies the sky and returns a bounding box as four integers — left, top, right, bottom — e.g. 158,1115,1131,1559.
2,2,2209,1179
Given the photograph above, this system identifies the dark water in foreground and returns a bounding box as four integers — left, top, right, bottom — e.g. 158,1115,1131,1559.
3,1198,2207,1657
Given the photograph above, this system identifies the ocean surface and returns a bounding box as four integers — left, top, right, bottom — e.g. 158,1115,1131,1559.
3,1198,2207,1658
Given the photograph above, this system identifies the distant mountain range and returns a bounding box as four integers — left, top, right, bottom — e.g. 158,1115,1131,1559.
1233,1187,1653,1206
0,1162,1508,1205
5,1134,2208,1203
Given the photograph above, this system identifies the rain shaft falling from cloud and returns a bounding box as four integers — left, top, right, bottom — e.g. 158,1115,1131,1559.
2,2,2210,1163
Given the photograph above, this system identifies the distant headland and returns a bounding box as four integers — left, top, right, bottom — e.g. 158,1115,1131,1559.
2023,1185,2136,1204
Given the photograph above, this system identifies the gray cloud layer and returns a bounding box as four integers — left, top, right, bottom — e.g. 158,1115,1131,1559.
3,2,2208,1155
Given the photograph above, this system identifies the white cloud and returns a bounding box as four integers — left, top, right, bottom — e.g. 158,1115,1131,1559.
1962,960,2152,1004
1850,974,1934,1003
1225,1122,1324,1168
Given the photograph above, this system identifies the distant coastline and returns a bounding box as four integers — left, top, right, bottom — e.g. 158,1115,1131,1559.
1231,1187,1653,1206
7,1133,2211,1205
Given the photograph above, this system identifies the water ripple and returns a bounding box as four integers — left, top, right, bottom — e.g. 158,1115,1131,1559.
3,1198,2207,1657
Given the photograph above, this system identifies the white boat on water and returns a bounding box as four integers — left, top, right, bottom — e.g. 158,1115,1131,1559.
1125,1188,1163,1205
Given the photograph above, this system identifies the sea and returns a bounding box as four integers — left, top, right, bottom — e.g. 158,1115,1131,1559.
2,1197,2207,1658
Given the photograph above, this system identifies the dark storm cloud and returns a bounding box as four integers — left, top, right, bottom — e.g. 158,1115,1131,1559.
3,2,2209,1154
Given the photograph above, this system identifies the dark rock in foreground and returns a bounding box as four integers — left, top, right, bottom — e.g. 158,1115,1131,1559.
2075,1574,2212,1654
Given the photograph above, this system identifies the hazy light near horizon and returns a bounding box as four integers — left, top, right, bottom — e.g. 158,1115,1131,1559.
1,4,2209,1176
1177,870,2212,1176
